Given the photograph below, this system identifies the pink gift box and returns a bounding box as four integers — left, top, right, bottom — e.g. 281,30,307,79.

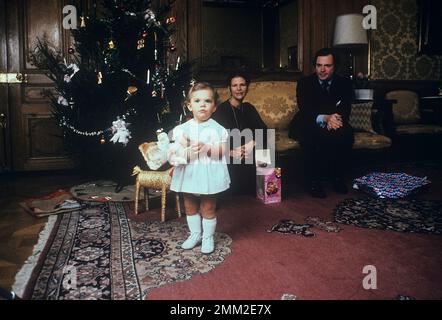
256,167,282,204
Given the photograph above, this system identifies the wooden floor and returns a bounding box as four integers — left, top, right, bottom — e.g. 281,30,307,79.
0,171,91,293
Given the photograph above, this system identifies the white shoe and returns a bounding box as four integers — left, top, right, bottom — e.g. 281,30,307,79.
181,232,202,249
201,235,214,254
181,214,202,250
201,218,217,254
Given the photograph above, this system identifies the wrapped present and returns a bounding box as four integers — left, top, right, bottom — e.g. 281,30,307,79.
256,167,282,204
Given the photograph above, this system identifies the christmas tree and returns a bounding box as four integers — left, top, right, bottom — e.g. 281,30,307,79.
31,0,192,189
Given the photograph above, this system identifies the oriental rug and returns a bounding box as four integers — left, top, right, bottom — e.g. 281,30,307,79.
333,198,442,235
13,202,232,300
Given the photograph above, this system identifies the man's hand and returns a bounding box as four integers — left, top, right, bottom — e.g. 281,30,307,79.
325,113,343,130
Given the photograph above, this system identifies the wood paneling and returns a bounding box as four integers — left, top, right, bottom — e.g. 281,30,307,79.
0,0,11,172
187,0,202,65
302,0,369,76
24,0,63,70
3,0,75,171
172,0,188,61
173,0,369,81
27,116,65,158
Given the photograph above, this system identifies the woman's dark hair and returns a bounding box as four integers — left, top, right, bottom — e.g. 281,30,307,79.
312,48,340,69
226,72,251,87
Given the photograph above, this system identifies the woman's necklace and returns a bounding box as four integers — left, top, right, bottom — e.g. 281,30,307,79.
230,101,243,130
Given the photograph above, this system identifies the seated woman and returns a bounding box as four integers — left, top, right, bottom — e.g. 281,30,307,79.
212,73,267,195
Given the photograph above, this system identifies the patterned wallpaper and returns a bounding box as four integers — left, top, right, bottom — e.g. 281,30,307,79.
370,0,442,80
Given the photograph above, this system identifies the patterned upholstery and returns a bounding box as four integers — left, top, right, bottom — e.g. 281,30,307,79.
350,102,376,133
353,132,392,150
217,81,298,152
386,90,421,124
275,130,300,152
217,81,391,152
395,124,442,135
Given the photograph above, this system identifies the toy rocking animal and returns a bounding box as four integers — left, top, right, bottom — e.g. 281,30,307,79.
132,166,181,222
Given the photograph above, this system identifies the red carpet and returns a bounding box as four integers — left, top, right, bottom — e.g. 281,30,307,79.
146,173,442,300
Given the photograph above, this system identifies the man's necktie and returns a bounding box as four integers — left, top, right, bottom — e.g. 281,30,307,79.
321,81,329,93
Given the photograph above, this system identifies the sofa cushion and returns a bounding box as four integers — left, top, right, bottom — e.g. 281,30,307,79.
275,130,300,152
350,102,376,134
353,132,392,150
217,81,298,130
395,124,442,135
386,90,421,124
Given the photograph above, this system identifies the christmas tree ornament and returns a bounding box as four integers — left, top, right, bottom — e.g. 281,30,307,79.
169,43,176,51
125,86,138,101
154,32,158,60
58,96,69,107
63,62,79,83
143,9,156,24
110,117,131,146
80,16,86,28
68,47,75,54
152,91,157,97
142,31,148,38
166,16,176,24
100,135,106,144
137,39,145,50
97,71,103,84
108,40,115,49
68,98,75,109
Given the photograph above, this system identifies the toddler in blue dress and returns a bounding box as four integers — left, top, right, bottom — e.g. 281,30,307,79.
169,82,230,254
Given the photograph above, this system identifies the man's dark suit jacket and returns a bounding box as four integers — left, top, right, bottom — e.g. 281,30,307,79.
289,74,353,139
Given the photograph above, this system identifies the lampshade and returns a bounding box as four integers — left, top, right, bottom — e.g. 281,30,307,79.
333,14,368,48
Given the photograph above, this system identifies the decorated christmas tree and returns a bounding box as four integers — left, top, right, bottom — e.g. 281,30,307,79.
31,0,192,189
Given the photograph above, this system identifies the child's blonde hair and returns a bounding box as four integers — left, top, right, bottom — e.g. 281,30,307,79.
186,82,219,104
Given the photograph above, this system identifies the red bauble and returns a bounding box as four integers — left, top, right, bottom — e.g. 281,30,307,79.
166,16,176,24
142,31,148,38
169,44,177,51
68,47,75,54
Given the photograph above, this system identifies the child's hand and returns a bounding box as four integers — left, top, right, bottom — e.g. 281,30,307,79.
184,141,208,161
191,141,211,157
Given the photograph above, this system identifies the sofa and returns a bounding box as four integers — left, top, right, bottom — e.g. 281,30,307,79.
216,81,392,156
384,90,442,160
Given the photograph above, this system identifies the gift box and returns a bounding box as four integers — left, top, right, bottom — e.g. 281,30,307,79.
256,167,282,204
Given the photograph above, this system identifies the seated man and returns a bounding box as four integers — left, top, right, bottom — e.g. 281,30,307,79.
289,48,354,198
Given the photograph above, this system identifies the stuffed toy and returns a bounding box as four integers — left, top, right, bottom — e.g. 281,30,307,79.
110,118,131,146
138,131,187,170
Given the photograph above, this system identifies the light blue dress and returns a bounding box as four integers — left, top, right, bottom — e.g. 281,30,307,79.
170,118,231,194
